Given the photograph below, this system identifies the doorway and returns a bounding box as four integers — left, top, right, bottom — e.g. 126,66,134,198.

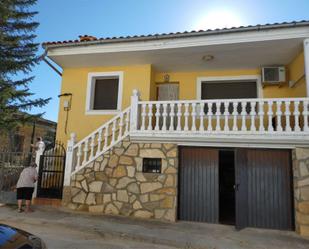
156,83,179,101
156,83,179,130
219,150,235,225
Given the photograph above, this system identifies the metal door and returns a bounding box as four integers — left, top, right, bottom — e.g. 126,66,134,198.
178,147,219,222
235,149,293,230
37,142,66,199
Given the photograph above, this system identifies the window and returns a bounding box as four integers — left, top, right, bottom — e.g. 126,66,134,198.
201,81,257,100
143,158,162,173
93,78,119,110
202,81,257,114
86,72,123,114
197,76,261,115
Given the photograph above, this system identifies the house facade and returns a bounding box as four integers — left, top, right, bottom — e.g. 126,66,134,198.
43,21,309,236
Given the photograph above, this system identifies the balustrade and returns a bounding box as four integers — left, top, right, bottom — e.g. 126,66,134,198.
136,98,309,134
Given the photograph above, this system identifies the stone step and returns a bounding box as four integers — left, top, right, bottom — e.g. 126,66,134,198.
33,198,62,207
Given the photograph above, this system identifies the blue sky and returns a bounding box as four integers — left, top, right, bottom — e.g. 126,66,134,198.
30,0,309,121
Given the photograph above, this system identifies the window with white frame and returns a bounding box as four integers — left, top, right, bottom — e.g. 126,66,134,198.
196,76,262,114
86,72,123,114
201,81,257,100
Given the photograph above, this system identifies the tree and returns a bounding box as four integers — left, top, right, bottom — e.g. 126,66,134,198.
0,0,50,150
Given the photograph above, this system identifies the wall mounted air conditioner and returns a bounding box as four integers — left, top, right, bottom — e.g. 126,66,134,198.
262,66,286,83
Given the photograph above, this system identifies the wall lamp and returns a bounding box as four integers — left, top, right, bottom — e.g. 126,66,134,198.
58,93,73,135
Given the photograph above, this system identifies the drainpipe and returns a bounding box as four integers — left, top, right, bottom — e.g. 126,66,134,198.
41,51,62,76
304,38,309,96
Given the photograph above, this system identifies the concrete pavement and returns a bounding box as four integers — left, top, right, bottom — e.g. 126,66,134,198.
0,205,308,249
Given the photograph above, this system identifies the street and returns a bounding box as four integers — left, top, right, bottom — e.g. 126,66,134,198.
0,205,308,249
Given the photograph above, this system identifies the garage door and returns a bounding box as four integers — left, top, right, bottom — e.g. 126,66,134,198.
179,147,294,231
236,149,294,230
178,147,219,223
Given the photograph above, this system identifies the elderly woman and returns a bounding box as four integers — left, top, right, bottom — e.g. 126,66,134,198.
16,163,38,213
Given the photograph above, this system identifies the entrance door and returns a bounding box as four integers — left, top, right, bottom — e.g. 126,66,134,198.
219,150,235,225
157,83,179,101
157,83,179,129
235,149,293,230
178,147,219,223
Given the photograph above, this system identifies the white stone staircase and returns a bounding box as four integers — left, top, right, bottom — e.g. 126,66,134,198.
62,107,130,189
73,107,130,175
64,90,140,186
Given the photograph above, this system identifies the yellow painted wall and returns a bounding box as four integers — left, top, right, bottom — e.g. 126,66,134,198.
56,52,305,143
154,69,259,100
153,52,306,100
56,65,152,143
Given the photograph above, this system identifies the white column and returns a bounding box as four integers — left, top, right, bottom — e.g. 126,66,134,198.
304,38,309,96
129,89,140,132
35,143,45,166
33,143,45,197
147,104,153,131
63,133,76,186
140,103,147,131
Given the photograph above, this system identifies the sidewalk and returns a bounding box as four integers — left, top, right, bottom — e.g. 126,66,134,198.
0,205,308,249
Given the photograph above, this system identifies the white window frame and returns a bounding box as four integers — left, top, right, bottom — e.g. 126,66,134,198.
196,75,263,100
85,71,123,115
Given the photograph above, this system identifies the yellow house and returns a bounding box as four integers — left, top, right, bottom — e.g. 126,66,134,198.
42,21,309,236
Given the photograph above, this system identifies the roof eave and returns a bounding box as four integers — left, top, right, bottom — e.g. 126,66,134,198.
42,20,309,51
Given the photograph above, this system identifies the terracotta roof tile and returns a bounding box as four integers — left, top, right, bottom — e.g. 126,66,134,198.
42,20,309,48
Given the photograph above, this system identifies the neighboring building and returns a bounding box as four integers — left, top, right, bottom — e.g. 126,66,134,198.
0,117,57,153
43,21,309,236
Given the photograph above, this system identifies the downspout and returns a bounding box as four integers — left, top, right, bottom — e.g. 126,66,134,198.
304,38,309,96
41,51,62,76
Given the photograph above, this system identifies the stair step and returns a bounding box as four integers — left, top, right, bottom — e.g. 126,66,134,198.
33,198,62,207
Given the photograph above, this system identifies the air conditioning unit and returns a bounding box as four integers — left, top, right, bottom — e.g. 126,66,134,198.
262,66,286,83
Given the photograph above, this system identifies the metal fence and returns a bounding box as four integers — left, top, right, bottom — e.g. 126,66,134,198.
0,152,32,203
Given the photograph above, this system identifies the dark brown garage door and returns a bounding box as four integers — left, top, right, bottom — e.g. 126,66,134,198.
179,147,294,231
236,149,294,230
178,147,219,223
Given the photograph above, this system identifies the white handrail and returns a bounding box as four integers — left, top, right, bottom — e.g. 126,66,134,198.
138,97,309,105
71,107,131,175
73,107,130,148
136,97,309,134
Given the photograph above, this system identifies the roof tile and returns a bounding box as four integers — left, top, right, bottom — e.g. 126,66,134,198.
42,20,309,48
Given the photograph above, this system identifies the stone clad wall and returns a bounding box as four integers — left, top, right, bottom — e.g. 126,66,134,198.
293,148,309,236
63,139,178,222
61,143,309,236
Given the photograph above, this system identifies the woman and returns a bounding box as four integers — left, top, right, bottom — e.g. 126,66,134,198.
31,137,45,163
16,163,38,213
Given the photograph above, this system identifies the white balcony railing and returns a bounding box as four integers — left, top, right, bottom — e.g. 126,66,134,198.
134,97,309,135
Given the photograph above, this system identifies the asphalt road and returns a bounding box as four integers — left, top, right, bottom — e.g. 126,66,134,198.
2,217,179,249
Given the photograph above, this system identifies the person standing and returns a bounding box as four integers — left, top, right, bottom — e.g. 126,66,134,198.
16,163,38,213
31,137,45,165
